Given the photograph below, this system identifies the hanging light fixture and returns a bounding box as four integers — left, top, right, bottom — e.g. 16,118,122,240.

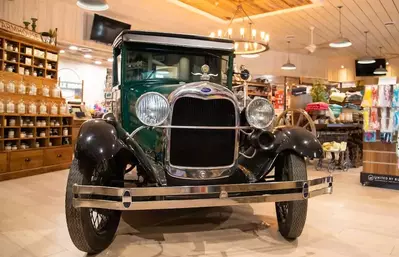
209,2,270,56
77,0,109,11
281,40,296,70
329,6,352,48
358,31,375,64
374,47,388,75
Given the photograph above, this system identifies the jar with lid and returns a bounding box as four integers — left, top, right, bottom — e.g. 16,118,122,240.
28,102,37,114
35,142,40,148
42,85,50,97
5,143,11,151
52,85,61,98
12,145,17,151
28,83,37,95
39,131,46,137
6,100,15,113
20,131,26,138
50,103,58,115
39,102,47,114
63,128,69,136
0,79,4,92
0,98,4,113
8,130,15,138
7,81,15,93
18,81,26,94
17,100,26,114
59,102,67,114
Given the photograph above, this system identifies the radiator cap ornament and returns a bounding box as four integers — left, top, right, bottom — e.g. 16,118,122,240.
192,64,218,81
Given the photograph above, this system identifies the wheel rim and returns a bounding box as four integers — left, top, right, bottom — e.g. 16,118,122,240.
275,108,316,136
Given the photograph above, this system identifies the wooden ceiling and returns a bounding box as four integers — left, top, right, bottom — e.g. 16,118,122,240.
178,0,313,20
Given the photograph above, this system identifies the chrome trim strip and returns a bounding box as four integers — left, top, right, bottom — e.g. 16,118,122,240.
73,176,333,197
72,180,332,211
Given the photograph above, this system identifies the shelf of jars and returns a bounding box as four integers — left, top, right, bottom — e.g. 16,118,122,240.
0,113,73,151
0,32,58,80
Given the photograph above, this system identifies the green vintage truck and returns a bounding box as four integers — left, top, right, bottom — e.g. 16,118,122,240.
65,30,333,254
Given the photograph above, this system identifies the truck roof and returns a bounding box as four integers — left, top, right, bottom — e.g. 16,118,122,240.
113,30,235,53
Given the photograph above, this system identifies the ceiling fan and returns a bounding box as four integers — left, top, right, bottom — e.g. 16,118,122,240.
293,27,333,55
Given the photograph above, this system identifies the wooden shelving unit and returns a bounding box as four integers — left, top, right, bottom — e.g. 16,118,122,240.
0,30,59,79
0,24,72,181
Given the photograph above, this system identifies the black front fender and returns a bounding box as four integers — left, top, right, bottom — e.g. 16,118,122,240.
75,119,125,163
273,127,323,159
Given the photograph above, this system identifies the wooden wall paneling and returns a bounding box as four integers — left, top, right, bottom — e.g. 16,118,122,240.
363,162,399,176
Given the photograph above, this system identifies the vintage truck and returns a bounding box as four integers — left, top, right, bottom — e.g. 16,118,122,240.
65,30,333,254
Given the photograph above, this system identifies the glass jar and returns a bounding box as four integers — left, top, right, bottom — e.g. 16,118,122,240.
39,102,47,114
0,79,4,93
52,85,61,98
28,83,37,96
18,81,26,94
17,100,26,114
59,102,67,114
50,103,58,115
63,128,69,136
28,102,37,114
7,81,15,93
6,100,15,113
0,99,4,113
42,85,50,97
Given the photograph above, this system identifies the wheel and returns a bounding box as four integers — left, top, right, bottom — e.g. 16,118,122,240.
274,108,316,136
65,159,122,254
327,161,335,173
275,153,308,240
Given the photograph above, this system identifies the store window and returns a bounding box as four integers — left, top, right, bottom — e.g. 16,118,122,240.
124,50,223,83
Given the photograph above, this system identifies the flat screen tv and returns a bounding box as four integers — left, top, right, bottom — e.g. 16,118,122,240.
90,14,131,45
355,58,386,76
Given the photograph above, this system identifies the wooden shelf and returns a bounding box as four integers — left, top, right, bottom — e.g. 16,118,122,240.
49,136,62,138
3,126,20,128
4,60,18,65
4,49,19,54
20,53,32,57
19,63,32,67
33,66,45,69
46,68,57,72
4,138,20,140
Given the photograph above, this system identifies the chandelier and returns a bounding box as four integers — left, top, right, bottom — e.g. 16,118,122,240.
209,3,270,57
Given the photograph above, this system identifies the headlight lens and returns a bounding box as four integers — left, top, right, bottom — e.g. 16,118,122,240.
246,98,275,129
136,92,169,126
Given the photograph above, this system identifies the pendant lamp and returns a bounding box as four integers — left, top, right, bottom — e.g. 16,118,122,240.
77,0,109,11
330,6,352,48
281,40,296,70
358,31,375,64
374,47,387,75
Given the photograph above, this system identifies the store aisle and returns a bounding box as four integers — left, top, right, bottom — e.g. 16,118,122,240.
0,168,398,257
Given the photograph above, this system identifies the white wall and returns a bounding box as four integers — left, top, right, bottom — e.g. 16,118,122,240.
58,59,107,107
236,50,328,79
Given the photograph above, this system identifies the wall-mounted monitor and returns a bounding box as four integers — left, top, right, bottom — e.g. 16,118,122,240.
90,14,131,45
355,58,386,77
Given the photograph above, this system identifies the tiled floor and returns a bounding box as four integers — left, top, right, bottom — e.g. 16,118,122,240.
0,167,399,257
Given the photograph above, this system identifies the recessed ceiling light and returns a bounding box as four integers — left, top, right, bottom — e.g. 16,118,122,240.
69,45,78,51
386,61,390,65
341,65,345,69
84,54,92,59
94,60,102,65
59,50,65,54
107,58,113,62
76,0,108,11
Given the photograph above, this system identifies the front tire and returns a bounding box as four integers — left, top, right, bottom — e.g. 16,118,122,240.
65,159,122,254
275,153,308,240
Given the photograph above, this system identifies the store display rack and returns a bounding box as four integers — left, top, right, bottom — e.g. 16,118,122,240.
0,30,59,80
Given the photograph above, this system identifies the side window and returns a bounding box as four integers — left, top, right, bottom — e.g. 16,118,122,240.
112,49,122,86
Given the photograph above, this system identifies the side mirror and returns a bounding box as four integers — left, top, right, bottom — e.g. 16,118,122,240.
240,69,250,81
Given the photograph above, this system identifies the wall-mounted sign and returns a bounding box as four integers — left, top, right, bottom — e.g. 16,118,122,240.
0,19,42,42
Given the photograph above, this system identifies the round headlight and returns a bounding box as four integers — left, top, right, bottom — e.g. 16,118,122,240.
136,92,169,126
246,98,275,129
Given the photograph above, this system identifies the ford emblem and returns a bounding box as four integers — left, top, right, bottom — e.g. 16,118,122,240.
201,87,211,93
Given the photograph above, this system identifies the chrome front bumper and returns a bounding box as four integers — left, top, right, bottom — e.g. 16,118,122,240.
72,176,333,210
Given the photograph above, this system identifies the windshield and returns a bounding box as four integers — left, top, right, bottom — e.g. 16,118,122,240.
125,50,226,84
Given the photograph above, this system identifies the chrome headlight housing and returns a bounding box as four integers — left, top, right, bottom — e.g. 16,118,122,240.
136,92,169,126
246,97,275,129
